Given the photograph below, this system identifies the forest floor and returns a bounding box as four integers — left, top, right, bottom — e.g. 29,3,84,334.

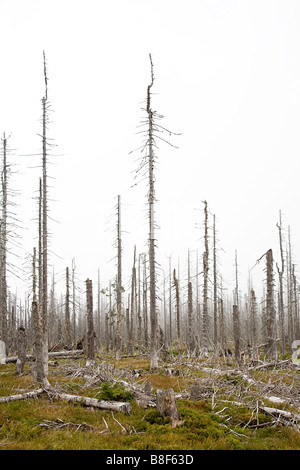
1,351,300,450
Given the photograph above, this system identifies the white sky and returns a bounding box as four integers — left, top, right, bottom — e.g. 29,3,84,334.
0,0,300,304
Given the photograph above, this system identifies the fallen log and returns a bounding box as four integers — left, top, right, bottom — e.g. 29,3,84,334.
259,405,300,422
5,350,84,364
46,390,132,414
0,388,45,403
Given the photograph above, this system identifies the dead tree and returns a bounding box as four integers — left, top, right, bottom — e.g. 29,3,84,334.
86,279,95,361
131,54,180,368
250,288,259,360
129,246,137,355
173,269,181,353
115,195,122,360
156,388,182,428
232,304,241,364
266,249,277,359
202,200,209,354
0,134,8,352
32,247,48,385
146,55,158,369
292,264,299,340
276,211,285,355
65,267,72,349
143,254,149,349
213,214,218,354
41,51,50,378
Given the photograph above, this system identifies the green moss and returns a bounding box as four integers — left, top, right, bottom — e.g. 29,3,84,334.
96,381,134,402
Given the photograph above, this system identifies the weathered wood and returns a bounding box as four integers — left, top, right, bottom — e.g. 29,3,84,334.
6,349,84,364
156,388,183,427
0,389,44,403
47,390,131,414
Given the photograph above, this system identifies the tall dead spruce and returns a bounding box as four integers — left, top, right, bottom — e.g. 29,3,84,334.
132,54,180,369
0,135,8,351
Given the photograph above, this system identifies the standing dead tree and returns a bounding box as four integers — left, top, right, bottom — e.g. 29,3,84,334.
86,279,95,361
173,268,181,353
0,134,8,352
266,249,277,359
115,195,123,360
131,54,180,369
202,200,209,355
65,267,72,349
250,288,259,360
276,210,285,355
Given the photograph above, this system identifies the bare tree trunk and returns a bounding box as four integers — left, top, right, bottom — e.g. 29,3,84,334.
293,264,299,341
276,211,285,355
232,304,241,365
202,200,209,354
213,214,218,355
250,288,259,360
147,55,158,370
0,134,8,353
116,195,122,360
266,249,277,359
137,254,142,354
168,255,172,347
32,247,47,385
41,52,49,378
187,249,194,353
65,267,72,349
72,259,77,345
143,254,148,349
86,279,95,361
129,246,136,355
173,269,181,353
287,228,294,351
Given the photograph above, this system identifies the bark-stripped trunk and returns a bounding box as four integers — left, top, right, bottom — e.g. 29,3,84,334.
213,214,218,354
129,246,136,355
86,278,95,361
232,304,241,364
41,52,49,377
276,211,285,355
202,200,209,354
32,247,46,384
143,254,148,349
0,135,8,353
173,269,181,353
116,195,122,360
147,54,158,370
250,288,259,360
65,267,72,349
266,249,277,359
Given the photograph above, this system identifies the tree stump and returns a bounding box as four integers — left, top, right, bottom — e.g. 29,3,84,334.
156,388,183,428
190,381,201,401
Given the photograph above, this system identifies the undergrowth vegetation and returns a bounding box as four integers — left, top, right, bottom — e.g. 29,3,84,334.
1,355,300,450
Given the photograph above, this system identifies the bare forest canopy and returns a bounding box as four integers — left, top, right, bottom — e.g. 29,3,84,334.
0,52,299,377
